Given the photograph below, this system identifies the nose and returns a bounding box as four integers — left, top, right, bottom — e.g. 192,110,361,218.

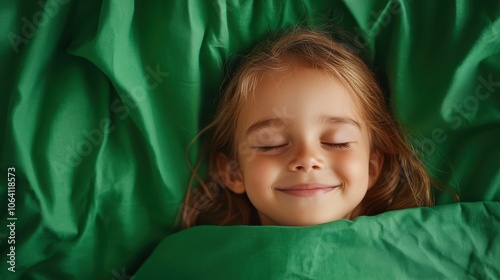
288,142,324,172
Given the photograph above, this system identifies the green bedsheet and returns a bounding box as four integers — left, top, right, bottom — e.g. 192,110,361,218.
0,0,499,279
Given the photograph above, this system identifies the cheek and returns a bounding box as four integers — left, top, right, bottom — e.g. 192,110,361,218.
241,156,281,190
334,151,370,184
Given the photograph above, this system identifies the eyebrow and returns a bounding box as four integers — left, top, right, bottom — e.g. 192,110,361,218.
319,114,361,129
245,118,286,137
245,114,360,137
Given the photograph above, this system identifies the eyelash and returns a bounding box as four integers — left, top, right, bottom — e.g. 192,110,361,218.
322,142,351,149
256,144,288,152
256,143,351,152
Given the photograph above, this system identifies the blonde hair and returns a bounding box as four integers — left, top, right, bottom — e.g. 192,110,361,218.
177,28,454,229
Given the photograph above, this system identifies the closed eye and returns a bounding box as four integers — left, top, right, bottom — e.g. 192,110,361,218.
321,142,351,149
255,144,288,152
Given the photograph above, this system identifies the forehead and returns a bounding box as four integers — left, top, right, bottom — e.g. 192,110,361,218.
235,67,362,140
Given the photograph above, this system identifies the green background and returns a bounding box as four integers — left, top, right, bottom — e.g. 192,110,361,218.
1,0,499,279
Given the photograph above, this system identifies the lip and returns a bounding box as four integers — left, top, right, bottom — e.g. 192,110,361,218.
276,183,339,197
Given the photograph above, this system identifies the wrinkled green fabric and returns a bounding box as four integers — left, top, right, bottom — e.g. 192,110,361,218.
0,0,499,279
134,202,500,279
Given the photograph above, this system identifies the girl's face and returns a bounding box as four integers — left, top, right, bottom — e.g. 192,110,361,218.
219,67,382,226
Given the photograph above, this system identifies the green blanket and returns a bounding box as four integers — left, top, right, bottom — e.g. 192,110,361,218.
1,0,499,279
134,202,500,279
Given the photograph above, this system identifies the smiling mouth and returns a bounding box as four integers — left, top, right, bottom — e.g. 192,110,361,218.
276,183,339,197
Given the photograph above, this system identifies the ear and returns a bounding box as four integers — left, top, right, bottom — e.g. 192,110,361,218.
368,149,384,189
216,153,245,194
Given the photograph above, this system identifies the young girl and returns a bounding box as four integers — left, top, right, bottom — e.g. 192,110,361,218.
179,29,449,228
